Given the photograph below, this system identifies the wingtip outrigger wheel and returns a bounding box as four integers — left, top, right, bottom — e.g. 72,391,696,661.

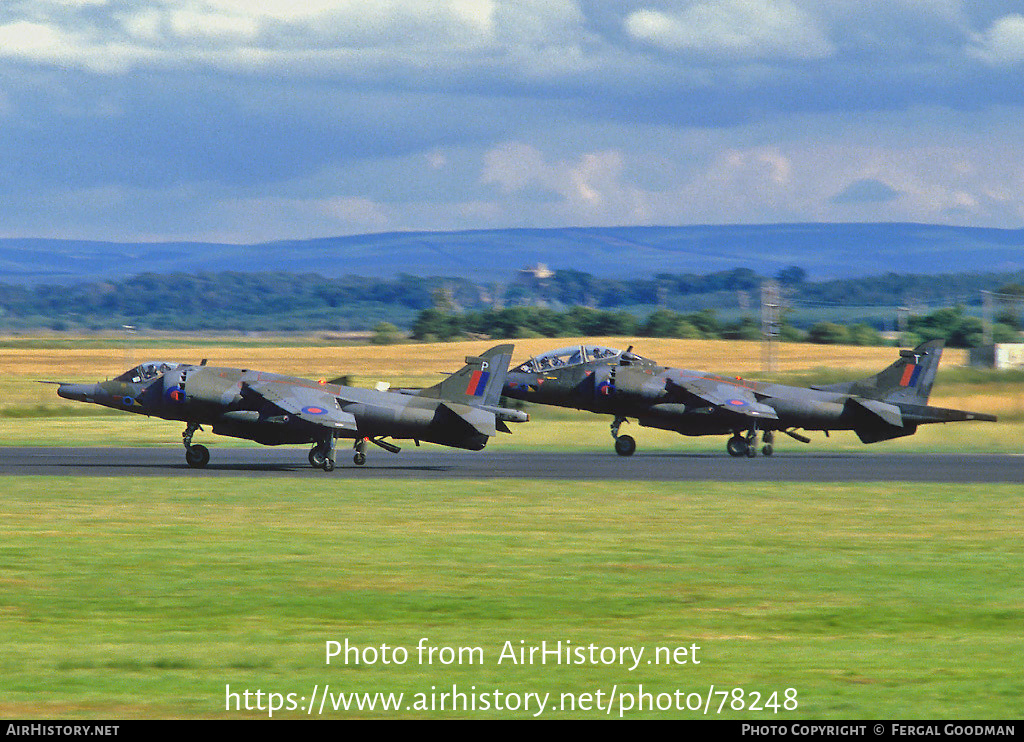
353,438,368,466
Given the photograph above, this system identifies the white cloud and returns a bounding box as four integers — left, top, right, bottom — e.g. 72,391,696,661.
625,0,834,61
169,8,260,42
0,22,65,60
481,142,551,194
676,134,1024,227
426,151,448,170
207,194,393,241
0,0,596,78
34,0,112,7
315,196,391,229
481,141,650,223
711,147,793,188
967,14,1024,66
0,20,144,73
199,0,344,21
119,9,163,42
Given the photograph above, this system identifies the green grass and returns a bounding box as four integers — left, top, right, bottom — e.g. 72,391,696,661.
1,477,1021,718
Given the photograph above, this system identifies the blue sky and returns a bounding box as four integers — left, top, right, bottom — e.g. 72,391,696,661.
3,1,1024,242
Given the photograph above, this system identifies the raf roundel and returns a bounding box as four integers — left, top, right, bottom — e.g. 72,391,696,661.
301,406,327,415
726,399,748,408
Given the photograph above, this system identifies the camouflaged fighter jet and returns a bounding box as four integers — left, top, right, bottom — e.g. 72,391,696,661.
52,344,525,470
502,340,996,457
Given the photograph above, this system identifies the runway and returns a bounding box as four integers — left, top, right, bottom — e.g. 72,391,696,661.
0,446,1021,482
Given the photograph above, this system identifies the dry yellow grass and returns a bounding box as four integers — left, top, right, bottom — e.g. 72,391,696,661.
0,336,968,378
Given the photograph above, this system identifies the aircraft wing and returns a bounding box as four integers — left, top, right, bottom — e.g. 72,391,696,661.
242,380,359,432
673,378,780,420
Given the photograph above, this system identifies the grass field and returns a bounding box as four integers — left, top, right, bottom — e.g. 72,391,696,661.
1,477,1021,719
2,336,1021,719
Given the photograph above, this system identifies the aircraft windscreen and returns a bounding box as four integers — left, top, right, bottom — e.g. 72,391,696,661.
512,345,627,373
113,361,177,383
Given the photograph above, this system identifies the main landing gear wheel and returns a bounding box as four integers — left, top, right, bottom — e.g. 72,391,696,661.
726,435,747,457
185,444,210,468
745,431,758,458
614,434,636,457
310,437,337,472
761,430,775,457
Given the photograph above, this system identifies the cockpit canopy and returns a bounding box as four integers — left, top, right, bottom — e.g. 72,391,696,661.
511,345,651,373
113,361,179,384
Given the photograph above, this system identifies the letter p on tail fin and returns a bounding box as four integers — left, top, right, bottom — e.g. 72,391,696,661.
419,344,515,407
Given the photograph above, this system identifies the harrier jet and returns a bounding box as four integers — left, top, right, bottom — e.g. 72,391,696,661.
502,340,995,457
52,344,525,470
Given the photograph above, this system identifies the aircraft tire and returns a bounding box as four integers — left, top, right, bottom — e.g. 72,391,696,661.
726,436,747,457
322,458,335,472
761,444,774,457
309,448,327,468
353,452,367,466
614,435,636,457
185,444,210,469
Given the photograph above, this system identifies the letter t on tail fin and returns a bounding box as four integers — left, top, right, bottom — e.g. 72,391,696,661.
813,339,944,404
418,344,515,407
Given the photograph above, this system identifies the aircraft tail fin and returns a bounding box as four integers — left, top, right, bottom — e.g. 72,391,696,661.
418,344,514,408
813,339,944,404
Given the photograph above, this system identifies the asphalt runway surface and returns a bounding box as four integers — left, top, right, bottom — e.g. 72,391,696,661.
0,446,1021,482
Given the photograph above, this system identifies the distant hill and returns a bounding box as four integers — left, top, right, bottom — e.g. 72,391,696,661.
3,223,1024,284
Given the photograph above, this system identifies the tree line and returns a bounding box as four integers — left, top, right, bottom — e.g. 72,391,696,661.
405,303,1018,348
1,268,1022,346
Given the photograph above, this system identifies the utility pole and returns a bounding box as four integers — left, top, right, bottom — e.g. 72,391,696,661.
896,306,909,347
981,290,993,347
122,325,136,369
761,280,780,374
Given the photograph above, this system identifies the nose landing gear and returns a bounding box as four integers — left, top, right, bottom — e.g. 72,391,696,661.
611,417,636,456
183,422,210,468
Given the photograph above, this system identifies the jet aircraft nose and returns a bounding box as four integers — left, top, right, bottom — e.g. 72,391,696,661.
57,383,97,402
